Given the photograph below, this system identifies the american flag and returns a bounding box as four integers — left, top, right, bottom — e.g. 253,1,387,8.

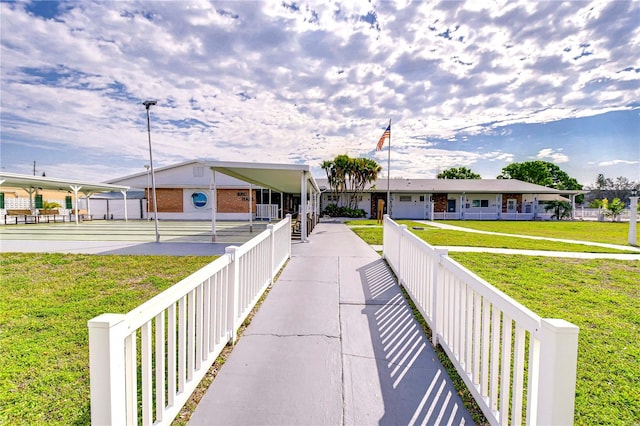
376,124,390,151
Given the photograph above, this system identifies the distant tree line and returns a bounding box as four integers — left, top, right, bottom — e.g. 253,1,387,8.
438,161,639,207
320,155,638,219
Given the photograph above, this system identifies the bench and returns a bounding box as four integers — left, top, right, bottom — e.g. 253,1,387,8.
4,209,38,225
38,209,66,223
71,209,93,221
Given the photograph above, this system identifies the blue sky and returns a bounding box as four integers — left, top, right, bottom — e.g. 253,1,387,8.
1,0,638,186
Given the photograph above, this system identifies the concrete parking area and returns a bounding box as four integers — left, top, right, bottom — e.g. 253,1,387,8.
0,220,270,255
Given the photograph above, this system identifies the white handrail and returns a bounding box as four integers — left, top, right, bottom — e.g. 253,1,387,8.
382,215,579,426
88,215,292,425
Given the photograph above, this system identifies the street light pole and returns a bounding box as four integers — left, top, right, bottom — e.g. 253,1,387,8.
143,100,160,243
144,164,150,221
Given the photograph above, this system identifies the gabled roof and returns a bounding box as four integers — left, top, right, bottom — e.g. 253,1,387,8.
316,178,581,194
0,172,129,194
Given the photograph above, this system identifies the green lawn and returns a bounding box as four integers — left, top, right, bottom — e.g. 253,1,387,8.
347,220,637,253
439,220,636,246
450,253,640,426
0,253,217,425
346,220,640,425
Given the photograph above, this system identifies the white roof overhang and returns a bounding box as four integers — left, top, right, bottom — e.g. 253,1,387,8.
0,172,129,194
206,161,319,194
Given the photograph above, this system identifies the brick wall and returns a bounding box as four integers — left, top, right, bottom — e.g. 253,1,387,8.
502,193,522,212
433,193,448,212
146,188,257,213
147,188,183,212
217,189,256,213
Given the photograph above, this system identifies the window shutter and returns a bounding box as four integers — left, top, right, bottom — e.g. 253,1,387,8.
65,196,73,209
35,194,43,209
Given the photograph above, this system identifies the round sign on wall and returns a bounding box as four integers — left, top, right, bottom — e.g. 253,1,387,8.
191,192,208,208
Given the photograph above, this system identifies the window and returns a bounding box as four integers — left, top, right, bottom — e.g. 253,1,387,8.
472,199,489,208
419,195,425,202
399,195,412,202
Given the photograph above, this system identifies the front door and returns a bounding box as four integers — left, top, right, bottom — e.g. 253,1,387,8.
371,193,387,218
507,199,517,213
447,199,456,213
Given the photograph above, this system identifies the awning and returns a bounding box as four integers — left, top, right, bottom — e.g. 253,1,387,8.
0,172,130,194
0,172,130,223
205,161,320,193
205,161,320,242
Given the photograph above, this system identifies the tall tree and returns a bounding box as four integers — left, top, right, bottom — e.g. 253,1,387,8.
584,174,638,205
498,161,582,190
320,155,381,209
437,167,481,179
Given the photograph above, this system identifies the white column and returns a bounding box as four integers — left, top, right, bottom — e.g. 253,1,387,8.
430,195,434,220
300,171,308,242
120,190,128,221
629,196,638,245
84,192,92,218
71,185,81,224
249,183,253,232
210,170,217,242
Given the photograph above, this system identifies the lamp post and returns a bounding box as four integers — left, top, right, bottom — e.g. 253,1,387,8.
143,100,160,243
144,164,150,221
629,188,638,246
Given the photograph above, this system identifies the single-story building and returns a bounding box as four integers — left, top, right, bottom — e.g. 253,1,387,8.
106,160,321,241
1,161,583,226
316,178,581,220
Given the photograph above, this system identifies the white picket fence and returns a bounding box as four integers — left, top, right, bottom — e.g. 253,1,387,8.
383,215,579,426
87,215,292,425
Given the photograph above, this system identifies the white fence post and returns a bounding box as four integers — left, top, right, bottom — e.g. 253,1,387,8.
286,214,292,255
398,224,407,284
225,246,240,344
431,248,448,347
267,224,275,284
88,313,128,425
535,318,579,426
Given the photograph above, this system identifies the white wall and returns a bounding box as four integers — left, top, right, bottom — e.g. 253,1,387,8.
109,161,250,190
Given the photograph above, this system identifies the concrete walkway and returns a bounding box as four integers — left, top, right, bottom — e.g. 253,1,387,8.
189,221,473,426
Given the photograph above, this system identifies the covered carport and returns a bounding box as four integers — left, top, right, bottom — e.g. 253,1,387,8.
0,172,130,224
206,161,321,242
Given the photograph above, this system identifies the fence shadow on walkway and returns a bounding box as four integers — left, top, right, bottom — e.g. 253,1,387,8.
357,260,472,425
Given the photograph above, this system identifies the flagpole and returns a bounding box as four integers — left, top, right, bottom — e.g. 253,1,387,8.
386,118,391,217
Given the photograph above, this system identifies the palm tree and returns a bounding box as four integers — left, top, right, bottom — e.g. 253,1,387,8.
320,155,381,210
544,200,572,220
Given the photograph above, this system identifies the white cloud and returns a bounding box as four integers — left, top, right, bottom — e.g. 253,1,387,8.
0,0,638,183
536,148,569,163
598,159,640,167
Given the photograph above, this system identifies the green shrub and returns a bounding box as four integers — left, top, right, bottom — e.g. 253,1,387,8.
322,203,366,218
